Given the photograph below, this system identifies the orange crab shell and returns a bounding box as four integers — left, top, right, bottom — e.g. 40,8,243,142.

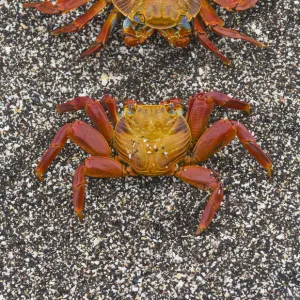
113,0,201,29
114,104,192,175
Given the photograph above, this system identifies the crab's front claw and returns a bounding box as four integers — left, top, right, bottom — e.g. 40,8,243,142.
158,21,192,48
122,18,155,47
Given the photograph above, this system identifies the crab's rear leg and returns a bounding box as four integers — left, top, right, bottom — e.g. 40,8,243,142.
193,16,231,65
57,96,114,143
200,0,265,48
23,0,90,14
122,19,155,47
36,121,111,181
81,8,121,57
191,118,272,177
173,166,224,235
51,0,109,35
187,92,251,141
212,0,259,11
157,21,192,48
73,157,127,219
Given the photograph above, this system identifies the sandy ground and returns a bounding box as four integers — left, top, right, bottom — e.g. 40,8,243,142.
1,0,299,298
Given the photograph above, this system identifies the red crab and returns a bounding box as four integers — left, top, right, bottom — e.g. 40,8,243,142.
36,92,272,235
23,0,265,64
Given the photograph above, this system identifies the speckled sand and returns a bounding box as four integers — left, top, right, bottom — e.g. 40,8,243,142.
1,0,299,298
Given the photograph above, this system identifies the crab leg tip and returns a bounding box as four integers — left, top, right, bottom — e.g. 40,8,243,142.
225,59,232,66
36,171,44,182
76,211,84,221
194,227,206,236
81,44,102,57
268,167,273,180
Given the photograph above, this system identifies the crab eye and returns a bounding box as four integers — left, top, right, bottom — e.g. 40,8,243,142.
180,15,188,24
133,13,145,24
167,103,176,114
127,104,136,115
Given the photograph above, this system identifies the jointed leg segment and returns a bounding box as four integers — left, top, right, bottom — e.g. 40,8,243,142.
187,92,251,141
212,0,259,11
23,0,91,14
175,166,224,236
51,0,108,35
73,157,127,219
36,121,111,181
192,118,272,176
57,96,114,144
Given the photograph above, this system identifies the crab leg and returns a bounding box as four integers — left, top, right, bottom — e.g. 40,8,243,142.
200,0,265,48
187,92,250,141
100,94,119,126
51,0,108,35
23,0,90,14
191,119,272,177
212,0,259,11
73,157,127,219
193,15,231,65
36,121,111,181
56,96,114,144
122,18,155,47
81,8,121,57
174,166,224,235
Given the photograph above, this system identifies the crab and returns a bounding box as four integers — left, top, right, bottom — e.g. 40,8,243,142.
36,92,272,235
23,0,265,64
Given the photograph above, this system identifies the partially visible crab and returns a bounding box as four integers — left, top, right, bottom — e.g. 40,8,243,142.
23,0,265,64
36,92,272,235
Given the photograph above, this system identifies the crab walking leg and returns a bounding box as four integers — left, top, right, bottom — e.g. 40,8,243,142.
122,18,155,47
56,97,114,144
203,92,251,113
187,92,250,141
51,0,109,35
157,22,192,48
36,121,111,181
23,0,90,14
212,0,259,11
231,121,272,177
73,157,127,219
100,94,119,126
192,119,272,176
81,8,121,57
200,0,265,47
193,16,231,65
175,166,224,235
